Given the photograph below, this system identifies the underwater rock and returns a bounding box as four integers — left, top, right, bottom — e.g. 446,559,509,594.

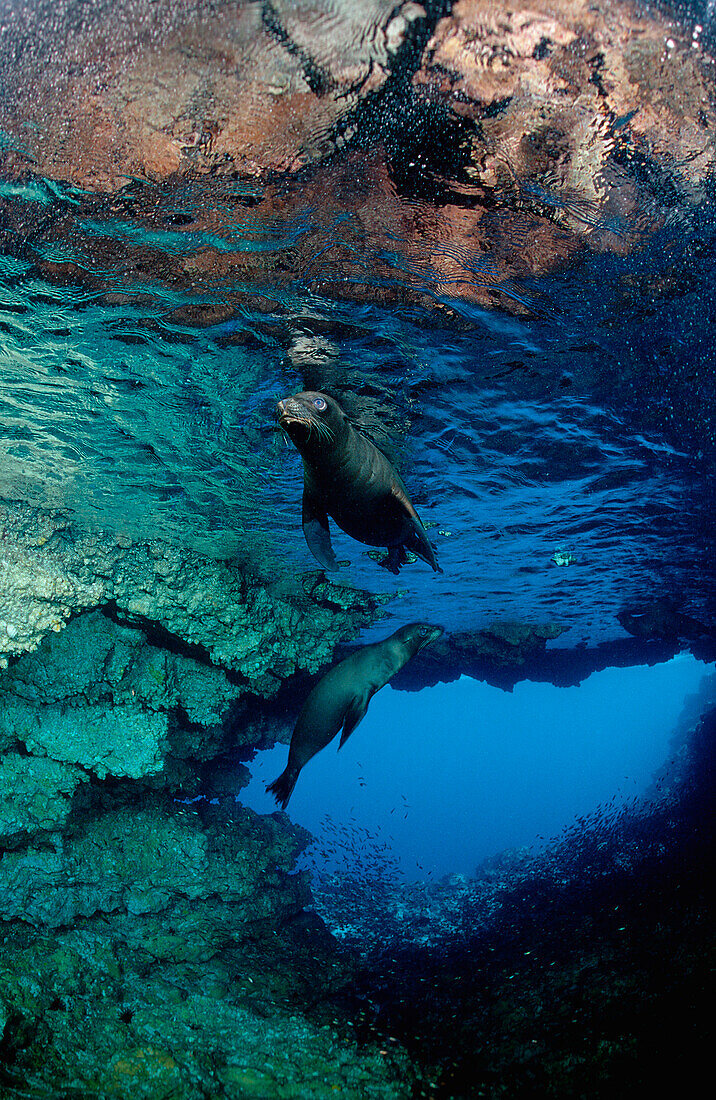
386,619,569,689
0,800,306,927
415,0,716,242
0,560,420,1096
0,0,712,320
0,0,423,191
0,591,395,821
389,624,715,694
617,597,713,643
3,698,168,781
0,604,248,729
0,610,238,793
0,504,104,666
0,795,419,1097
0,752,86,848
0,500,388,681
469,620,569,664
0,921,417,1097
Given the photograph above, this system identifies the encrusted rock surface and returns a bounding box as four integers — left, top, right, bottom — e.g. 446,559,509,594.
0,0,713,316
0,753,86,848
0,0,425,190
0,494,410,1095
0,473,424,1096
0,798,418,1097
0,498,389,670
1,569,441,820
0,799,301,927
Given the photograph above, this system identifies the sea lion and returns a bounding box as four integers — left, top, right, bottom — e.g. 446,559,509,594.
276,390,441,574
266,622,444,808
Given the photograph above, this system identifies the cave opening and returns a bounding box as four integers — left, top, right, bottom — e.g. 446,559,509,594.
241,654,713,882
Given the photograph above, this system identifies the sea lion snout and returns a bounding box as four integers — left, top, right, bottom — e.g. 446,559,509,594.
417,624,445,650
276,395,311,437
276,392,340,453
276,396,300,423
396,622,445,655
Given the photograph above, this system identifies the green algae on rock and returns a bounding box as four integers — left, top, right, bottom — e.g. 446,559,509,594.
0,753,86,848
0,444,412,1092
0,500,390,675
0,800,305,927
0,797,419,1097
0,492,418,1095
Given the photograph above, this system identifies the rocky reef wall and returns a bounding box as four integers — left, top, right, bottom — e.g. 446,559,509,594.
1,486,711,1095
0,499,420,1097
0,1,714,1096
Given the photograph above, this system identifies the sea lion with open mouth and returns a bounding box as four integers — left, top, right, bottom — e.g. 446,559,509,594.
276,390,441,574
266,622,444,808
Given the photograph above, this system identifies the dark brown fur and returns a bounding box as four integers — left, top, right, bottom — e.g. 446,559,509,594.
276,391,441,574
266,623,443,808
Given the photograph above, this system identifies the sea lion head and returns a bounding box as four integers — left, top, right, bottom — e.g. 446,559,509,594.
276,391,347,456
391,622,444,657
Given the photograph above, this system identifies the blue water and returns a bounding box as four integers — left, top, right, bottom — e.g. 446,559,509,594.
242,655,709,880
1,240,713,643
0,2,714,1097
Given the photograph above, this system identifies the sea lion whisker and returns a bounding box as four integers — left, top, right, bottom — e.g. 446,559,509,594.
275,389,440,574
303,418,324,442
311,418,334,444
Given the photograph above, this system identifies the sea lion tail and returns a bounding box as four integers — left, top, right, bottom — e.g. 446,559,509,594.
266,767,300,810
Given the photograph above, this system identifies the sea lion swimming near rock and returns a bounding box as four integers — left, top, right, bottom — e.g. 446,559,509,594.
276,391,441,574
266,622,444,808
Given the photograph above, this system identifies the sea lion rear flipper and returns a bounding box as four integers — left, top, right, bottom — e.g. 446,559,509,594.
390,484,442,573
266,765,300,810
338,692,370,748
384,545,408,574
302,490,338,570
406,516,442,573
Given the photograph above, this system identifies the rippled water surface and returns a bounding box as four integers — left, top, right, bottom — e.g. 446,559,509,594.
1,0,714,649
2,187,713,646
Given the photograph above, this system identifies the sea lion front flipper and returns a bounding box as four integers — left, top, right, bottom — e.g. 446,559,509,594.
338,692,370,748
302,489,338,570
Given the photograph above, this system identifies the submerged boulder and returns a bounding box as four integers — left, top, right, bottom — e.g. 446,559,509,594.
0,499,389,675
0,753,86,847
0,494,416,1094
0,798,419,1096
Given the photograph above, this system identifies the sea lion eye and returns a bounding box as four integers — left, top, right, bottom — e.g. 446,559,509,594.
313,397,327,411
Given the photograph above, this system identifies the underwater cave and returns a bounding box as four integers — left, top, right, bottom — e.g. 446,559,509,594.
0,1,714,1097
